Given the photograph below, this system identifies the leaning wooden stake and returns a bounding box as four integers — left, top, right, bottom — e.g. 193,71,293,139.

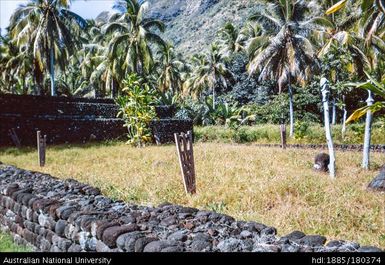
321,78,336,179
8,128,21,148
37,131,47,167
280,124,287,149
174,131,196,194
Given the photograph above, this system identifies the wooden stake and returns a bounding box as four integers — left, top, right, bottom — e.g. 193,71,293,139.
37,131,46,167
8,128,21,148
280,124,287,149
174,131,196,194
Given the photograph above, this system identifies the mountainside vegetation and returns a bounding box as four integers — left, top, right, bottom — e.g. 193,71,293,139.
147,0,258,55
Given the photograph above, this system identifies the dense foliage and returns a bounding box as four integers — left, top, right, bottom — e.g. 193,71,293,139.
1,0,385,134
116,74,157,146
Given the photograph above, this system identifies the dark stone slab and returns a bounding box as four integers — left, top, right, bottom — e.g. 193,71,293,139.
298,235,327,247
102,224,139,248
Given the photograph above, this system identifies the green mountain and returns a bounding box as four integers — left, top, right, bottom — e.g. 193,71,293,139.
146,0,258,56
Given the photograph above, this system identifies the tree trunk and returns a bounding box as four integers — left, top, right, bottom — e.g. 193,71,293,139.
50,47,56,96
341,96,347,139
288,81,294,137
321,78,336,179
212,87,216,110
332,98,336,125
362,90,374,170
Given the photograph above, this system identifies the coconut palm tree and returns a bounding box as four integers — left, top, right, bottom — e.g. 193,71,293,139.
157,44,184,93
8,0,87,96
103,0,166,78
247,0,332,136
217,22,242,58
185,43,234,109
80,16,116,98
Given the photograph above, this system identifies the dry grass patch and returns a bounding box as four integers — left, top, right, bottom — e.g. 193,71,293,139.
0,142,384,248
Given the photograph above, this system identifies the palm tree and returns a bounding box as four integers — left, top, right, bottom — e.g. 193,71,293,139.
247,0,332,136
0,33,34,94
80,16,115,98
237,22,264,52
157,44,183,93
103,0,166,78
217,22,242,58
185,43,234,109
9,0,86,96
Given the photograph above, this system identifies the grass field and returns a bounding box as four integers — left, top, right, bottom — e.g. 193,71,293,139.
1,141,384,248
194,123,385,144
0,232,30,252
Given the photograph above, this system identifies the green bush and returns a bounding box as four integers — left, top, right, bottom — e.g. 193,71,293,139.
116,74,157,147
294,121,310,140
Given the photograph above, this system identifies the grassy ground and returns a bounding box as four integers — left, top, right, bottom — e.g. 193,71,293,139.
195,123,385,145
0,141,384,248
0,232,30,252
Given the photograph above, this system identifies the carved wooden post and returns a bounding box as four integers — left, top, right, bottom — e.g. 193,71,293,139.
321,78,336,179
174,130,196,194
37,131,47,167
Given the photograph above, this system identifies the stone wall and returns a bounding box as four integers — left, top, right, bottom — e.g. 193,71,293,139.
0,94,126,146
0,164,382,252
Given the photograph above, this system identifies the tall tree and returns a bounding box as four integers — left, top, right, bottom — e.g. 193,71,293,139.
185,43,234,109
157,44,183,93
247,0,332,136
217,22,242,58
9,0,86,96
103,0,166,79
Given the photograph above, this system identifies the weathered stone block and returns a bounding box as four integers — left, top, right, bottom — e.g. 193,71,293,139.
102,224,139,248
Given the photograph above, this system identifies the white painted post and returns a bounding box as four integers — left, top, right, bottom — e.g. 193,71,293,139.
321,78,336,178
362,90,374,170
332,98,336,125
341,95,347,139
288,83,294,137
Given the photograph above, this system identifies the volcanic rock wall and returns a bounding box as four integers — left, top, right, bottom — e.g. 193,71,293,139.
0,94,126,146
0,164,383,252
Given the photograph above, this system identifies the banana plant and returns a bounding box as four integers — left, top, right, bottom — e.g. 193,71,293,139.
345,73,385,123
326,0,385,15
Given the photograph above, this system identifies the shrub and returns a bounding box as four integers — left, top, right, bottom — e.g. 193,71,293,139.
294,121,310,140
116,74,157,147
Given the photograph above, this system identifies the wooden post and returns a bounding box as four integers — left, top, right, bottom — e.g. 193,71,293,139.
8,128,21,148
174,130,196,194
37,131,47,167
280,124,287,149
